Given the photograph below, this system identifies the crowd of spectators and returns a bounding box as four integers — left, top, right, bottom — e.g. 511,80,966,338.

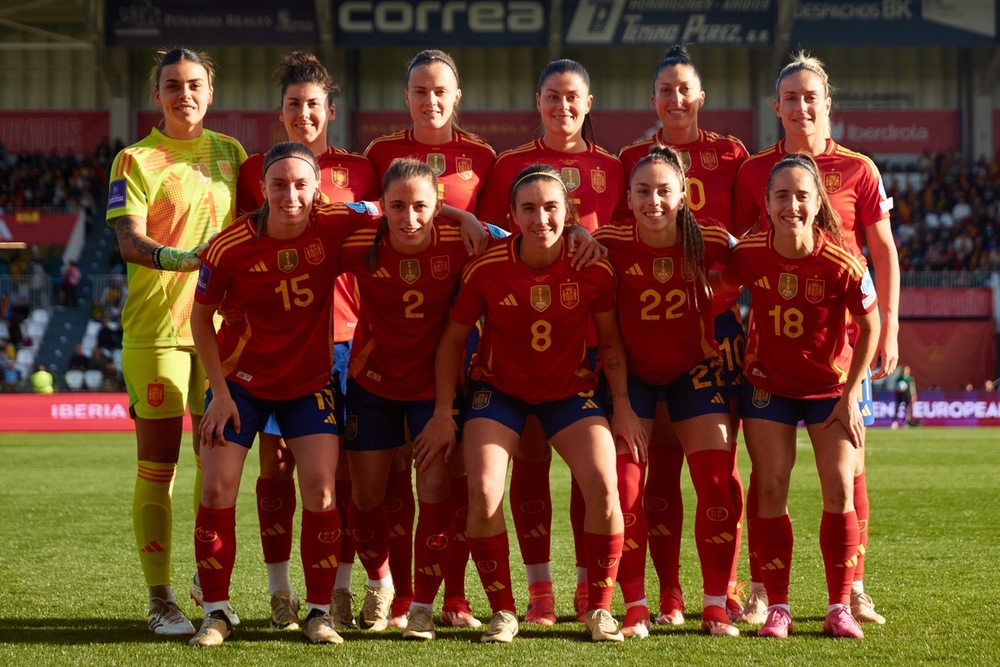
886,149,1000,273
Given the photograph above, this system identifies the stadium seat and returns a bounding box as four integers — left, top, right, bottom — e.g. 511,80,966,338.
84,369,104,391
29,309,49,326
15,348,34,367
64,369,85,391
81,333,97,356
85,320,101,337
26,321,45,341
0,321,8,339
112,348,122,373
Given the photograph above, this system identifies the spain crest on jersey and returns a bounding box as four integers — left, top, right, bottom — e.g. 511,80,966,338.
345,415,358,440
426,153,446,176
304,239,325,265
278,249,299,273
678,151,692,173
456,157,473,181
751,386,771,409
147,382,165,408
591,169,606,193
824,171,842,193
653,257,673,283
560,282,580,309
778,272,798,300
330,167,349,189
191,162,211,185
700,150,718,171
805,278,825,304
531,285,551,312
471,389,492,410
431,255,450,280
218,160,234,181
400,259,420,284
561,167,581,192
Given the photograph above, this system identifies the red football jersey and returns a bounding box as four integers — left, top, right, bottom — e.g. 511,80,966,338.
477,139,628,232
195,201,376,400
732,139,891,256
237,147,381,343
452,236,617,404
595,219,730,385
619,128,748,233
339,218,474,401
364,129,496,213
724,230,877,399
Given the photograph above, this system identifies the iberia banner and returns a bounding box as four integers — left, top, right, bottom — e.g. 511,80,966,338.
0,393,192,432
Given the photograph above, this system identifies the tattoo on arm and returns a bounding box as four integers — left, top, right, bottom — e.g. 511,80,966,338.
115,216,158,266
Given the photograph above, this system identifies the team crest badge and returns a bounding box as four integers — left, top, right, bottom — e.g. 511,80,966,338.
400,259,420,284
591,169,606,193
426,153,446,176
530,285,551,312
561,167,581,192
778,273,798,300
752,387,771,409
806,278,825,303
217,160,233,181
191,162,211,185
560,282,580,309
431,255,450,280
304,239,325,265
147,383,165,408
653,257,673,283
700,150,718,170
345,415,358,440
456,157,473,180
318,529,341,543
471,389,492,410
678,151,692,172
278,249,299,273
824,171,842,193
330,167,349,189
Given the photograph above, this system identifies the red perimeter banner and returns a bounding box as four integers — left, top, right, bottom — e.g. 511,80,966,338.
899,320,995,391
136,110,286,155
0,111,109,154
0,209,84,245
0,393,191,432
829,110,958,156
355,109,754,156
900,288,993,318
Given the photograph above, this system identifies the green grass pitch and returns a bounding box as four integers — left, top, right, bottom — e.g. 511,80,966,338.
1,427,998,665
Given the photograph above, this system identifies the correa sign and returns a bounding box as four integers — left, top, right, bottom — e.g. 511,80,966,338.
791,0,998,46
106,0,319,47
334,1,550,46
564,0,774,46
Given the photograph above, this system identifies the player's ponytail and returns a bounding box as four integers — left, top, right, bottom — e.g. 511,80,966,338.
366,158,439,271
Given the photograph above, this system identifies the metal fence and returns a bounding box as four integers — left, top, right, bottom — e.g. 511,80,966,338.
0,275,54,310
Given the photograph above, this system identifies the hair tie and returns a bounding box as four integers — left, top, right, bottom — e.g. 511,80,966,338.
263,154,318,177
513,171,567,193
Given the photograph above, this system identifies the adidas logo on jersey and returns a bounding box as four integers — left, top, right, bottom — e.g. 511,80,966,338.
373,267,391,278
249,261,267,272
711,392,726,404
754,277,771,289
625,263,644,276
581,399,599,410
500,294,518,306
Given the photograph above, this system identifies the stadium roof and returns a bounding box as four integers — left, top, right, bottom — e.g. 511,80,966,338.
0,0,97,49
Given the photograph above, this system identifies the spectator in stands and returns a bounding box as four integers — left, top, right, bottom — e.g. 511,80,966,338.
90,347,110,373
985,379,996,392
97,317,122,354
67,343,90,372
61,259,81,308
894,365,917,428
30,364,54,394
88,300,105,322
2,359,22,392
